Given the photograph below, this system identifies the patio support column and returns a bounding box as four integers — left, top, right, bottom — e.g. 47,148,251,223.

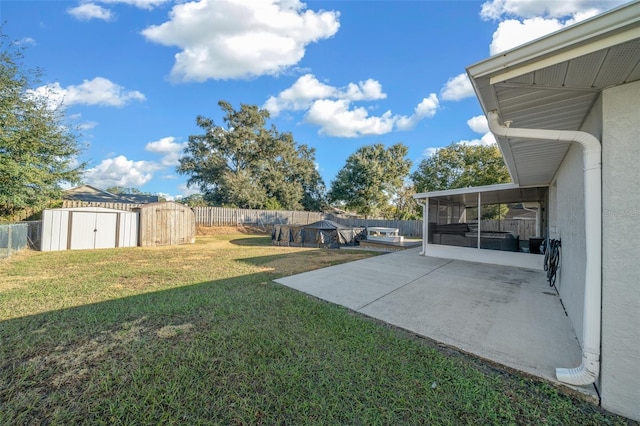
477,192,481,249
416,197,428,256
424,197,429,255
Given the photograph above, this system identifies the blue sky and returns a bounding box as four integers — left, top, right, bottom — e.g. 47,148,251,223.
2,0,630,199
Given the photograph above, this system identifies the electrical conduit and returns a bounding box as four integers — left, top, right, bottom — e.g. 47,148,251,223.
487,111,601,386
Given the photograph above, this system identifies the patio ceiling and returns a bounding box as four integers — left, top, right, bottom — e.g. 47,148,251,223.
467,1,640,187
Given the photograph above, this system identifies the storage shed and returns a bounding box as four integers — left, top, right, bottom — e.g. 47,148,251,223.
135,201,196,247
40,207,139,251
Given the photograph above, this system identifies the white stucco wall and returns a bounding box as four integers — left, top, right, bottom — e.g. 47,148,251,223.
550,94,603,349
551,143,586,342
600,80,640,421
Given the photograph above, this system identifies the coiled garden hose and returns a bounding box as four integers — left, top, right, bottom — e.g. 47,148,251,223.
542,238,561,288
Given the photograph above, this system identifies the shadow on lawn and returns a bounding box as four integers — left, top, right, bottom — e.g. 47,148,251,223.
0,247,373,363
229,235,272,246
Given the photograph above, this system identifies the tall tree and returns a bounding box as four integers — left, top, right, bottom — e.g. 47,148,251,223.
411,143,510,192
0,35,85,218
177,193,208,207
328,143,412,218
177,101,324,210
385,184,421,220
411,143,511,219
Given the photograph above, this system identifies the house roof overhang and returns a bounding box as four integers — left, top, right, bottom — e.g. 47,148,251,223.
467,0,640,187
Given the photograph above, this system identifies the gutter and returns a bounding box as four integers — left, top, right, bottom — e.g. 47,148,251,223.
487,111,602,386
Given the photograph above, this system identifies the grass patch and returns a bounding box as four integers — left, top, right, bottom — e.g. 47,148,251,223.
0,232,634,425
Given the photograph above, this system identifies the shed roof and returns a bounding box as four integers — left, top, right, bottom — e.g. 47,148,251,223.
63,185,159,204
49,206,132,213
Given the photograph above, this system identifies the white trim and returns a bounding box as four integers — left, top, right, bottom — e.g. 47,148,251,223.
414,183,520,200
423,245,544,271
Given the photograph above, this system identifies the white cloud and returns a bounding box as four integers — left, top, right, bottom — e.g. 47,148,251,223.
68,0,172,21
490,17,566,54
467,115,489,134
305,93,438,138
263,74,386,117
422,115,496,157
263,74,337,116
141,0,340,81
459,114,496,146
98,0,171,10
177,183,202,197
145,136,187,166
341,79,386,101
481,1,624,55
305,99,395,138
480,0,623,20
15,37,37,46
440,73,475,101
457,132,497,147
32,77,145,108
421,147,439,158
67,3,114,21
156,192,175,201
396,94,439,131
84,155,162,188
264,73,436,137
79,121,98,130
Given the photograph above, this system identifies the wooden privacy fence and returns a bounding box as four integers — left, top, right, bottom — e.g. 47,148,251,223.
193,208,424,236
193,207,325,227
472,219,538,240
325,215,423,237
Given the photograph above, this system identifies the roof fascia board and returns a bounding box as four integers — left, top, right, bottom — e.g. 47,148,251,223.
467,1,640,80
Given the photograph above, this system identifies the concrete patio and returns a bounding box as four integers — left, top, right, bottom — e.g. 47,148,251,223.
275,247,598,400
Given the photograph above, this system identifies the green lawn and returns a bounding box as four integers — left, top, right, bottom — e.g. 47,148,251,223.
0,232,634,425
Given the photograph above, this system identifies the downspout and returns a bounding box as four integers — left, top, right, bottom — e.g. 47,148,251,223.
522,202,542,237
487,110,601,386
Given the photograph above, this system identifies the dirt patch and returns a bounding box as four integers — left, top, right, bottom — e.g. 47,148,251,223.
156,323,195,339
26,317,147,388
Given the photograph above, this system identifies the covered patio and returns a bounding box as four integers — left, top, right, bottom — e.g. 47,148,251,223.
275,248,597,400
414,183,548,270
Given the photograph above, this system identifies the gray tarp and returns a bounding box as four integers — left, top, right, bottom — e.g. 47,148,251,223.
272,220,364,248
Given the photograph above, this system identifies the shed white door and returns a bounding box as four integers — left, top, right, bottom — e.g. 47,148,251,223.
69,212,118,250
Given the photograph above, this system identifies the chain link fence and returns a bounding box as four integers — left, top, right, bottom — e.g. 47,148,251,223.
0,223,29,259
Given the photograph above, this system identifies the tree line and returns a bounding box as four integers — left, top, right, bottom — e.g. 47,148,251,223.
1,38,510,221
176,101,510,220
